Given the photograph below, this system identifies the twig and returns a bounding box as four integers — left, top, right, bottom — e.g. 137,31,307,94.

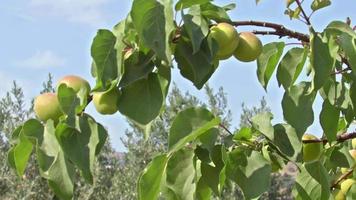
331,168,354,189
219,123,233,135
295,0,311,26
330,67,352,75
302,132,356,144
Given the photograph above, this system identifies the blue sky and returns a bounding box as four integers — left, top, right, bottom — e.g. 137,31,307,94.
0,0,355,151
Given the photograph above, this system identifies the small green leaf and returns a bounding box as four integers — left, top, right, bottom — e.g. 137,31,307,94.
138,154,168,200
310,31,336,90
282,82,316,136
226,150,271,199
118,73,164,125
174,35,218,89
164,148,196,200
175,0,210,11
119,50,155,88
233,127,252,141
57,84,80,117
168,107,220,152
251,112,274,140
200,2,233,23
91,29,118,89
277,47,307,89
182,5,209,53
257,42,285,90
325,21,356,38
273,124,302,160
338,33,356,74
131,0,175,63
351,81,356,116
320,100,340,142
196,178,212,200
311,0,331,11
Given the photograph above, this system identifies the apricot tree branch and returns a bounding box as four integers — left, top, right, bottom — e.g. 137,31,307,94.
302,132,356,144
331,168,354,189
219,123,233,135
231,20,310,42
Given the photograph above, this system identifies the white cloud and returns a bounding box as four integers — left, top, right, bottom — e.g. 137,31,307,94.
15,50,66,69
27,0,112,26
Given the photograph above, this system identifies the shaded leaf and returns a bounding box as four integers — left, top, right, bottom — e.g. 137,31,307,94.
277,47,307,89
118,73,164,125
257,42,285,90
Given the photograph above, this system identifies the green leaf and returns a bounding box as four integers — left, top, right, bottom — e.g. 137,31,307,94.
164,148,196,200
233,127,252,141
310,31,336,90
325,21,356,38
118,73,164,125
339,33,356,74
119,50,155,88
282,82,316,136
196,178,212,200
273,124,302,160
351,81,356,115
91,29,118,89
226,149,271,199
174,34,218,89
251,112,274,140
257,42,285,90
320,100,340,142
38,120,75,200
277,47,307,89
311,0,331,11
321,79,351,109
8,119,44,177
200,2,232,23
183,5,209,53
168,107,220,152
138,154,168,200
294,162,330,200
198,128,219,151
175,0,210,10
57,84,80,117
131,0,175,63
200,145,226,196
55,114,108,184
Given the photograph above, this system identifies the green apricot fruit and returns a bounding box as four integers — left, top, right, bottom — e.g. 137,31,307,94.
341,179,356,194
233,32,263,62
341,167,349,174
352,138,356,149
302,134,323,163
57,75,91,94
93,87,120,115
209,23,239,60
349,149,356,160
333,189,345,200
34,93,63,122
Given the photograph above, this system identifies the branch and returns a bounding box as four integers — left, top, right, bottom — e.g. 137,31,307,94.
295,0,312,26
231,21,310,42
219,123,233,135
331,168,354,189
302,132,356,144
